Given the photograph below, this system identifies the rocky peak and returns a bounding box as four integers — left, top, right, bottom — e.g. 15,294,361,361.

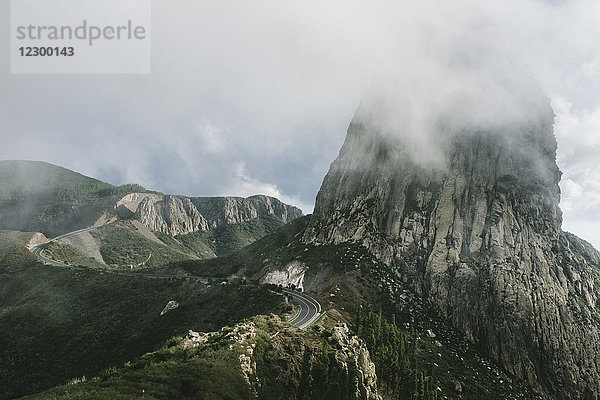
191,195,303,229
305,101,600,399
134,195,209,236
115,193,303,237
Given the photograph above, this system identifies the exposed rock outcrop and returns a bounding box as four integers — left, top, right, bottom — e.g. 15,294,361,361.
59,230,104,263
331,323,381,400
26,232,49,250
160,300,179,316
305,101,600,399
191,195,303,229
261,261,308,290
181,329,214,348
178,317,380,399
134,195,209,236
116,193,302,237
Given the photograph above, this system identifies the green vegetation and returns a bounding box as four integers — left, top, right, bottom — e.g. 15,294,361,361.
154,231,216,259
38,216,288,271
175,215,286,258
170,216,310,277
0,160,149,236
0,234,287,399
0,161,141,203
169,215,541,399
0,230,39,264
21,314,367,400
297,340,358,400
357,307,438,399
20,322,260,399
0,207,544,400
171,215,375,278
91,222,196,268
43,241,105,268
350,301,542,400
24,353,251,400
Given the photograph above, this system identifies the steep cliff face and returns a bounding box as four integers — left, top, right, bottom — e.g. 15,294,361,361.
134,195,210,236
304,103,600,399
117,193,302,237
191,195,303,229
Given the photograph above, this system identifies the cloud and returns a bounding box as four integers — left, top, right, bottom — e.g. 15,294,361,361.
1,0,600,245
554,97,600,236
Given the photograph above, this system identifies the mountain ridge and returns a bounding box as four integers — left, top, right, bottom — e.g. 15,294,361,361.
303,101,600,399
0,159,303,238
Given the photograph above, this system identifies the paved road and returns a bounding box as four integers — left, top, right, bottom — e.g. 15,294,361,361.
30,227,225,285
283,289,322,329
32,243,79,269
53,226,100,241
30,226,103,269
30,228,321,327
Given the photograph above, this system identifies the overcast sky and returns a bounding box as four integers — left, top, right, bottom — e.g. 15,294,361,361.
2,0,600,248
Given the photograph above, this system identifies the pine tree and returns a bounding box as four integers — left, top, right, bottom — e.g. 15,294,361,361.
297,349,312,400
312,340,330,399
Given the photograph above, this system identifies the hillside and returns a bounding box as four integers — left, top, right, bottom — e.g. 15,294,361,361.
158,97,600,399
0,160,303,269
0,230,288,399
165,216,540,399
3,198,545,399
5,106,590,400
0,160,145,236
21,315,380,400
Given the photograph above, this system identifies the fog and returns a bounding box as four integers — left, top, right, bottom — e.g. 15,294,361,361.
1,0,600,246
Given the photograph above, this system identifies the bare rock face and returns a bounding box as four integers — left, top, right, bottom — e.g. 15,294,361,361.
116,193,302,237
181,329,213,348
261,261,308,291
305,102,600,399
135,195,209,236
160,300,180,316
26,232,49,250
331,323,381,400
191,195,303,229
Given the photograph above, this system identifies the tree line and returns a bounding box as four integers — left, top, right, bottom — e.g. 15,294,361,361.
356,306,439,400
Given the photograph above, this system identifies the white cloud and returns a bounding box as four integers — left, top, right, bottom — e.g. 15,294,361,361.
1,0,600,245
226,162,312,214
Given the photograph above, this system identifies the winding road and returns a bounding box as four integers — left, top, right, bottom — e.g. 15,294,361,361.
32,242,79,269
31,226,322,328
283,288,322,329
31,226,102,269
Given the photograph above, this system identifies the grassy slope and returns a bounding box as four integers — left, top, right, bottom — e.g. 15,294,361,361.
43,241,106,268
0,232,287,400
1,213,542,399
91,222,197,268
0,160,146,236
174,215,286,258
39,216,289,270
170,215,374,279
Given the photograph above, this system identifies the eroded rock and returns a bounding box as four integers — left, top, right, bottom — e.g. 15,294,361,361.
304,101,600,399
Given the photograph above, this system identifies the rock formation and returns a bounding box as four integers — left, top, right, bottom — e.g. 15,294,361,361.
191,195,302,229
116,193,303,237
304,100,600,399
135,195,209,236
261,261,308,291
160,300,180,316
331,323,381,400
